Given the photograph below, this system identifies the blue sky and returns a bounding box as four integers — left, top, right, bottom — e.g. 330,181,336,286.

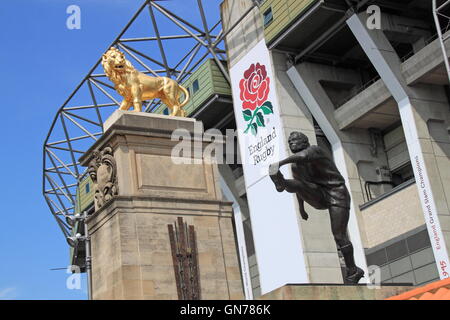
0,0,222,300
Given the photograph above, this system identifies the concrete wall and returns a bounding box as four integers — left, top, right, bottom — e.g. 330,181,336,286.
346,13,450,269
221,0,264,69
410,85,450,252
361,183,425,248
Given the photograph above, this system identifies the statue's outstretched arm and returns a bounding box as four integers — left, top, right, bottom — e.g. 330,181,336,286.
279,153,307,166
270,151,308,173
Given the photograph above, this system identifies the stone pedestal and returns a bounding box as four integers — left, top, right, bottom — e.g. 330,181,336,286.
258,284,413,300
79,110,244,300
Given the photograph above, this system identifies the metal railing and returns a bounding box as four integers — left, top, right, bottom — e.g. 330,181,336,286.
337,75,381,108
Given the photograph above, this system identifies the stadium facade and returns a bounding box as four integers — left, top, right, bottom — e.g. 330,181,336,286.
71,0,450,299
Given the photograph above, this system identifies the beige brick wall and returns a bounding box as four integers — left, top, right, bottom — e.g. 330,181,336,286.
88,198,244,300
361,184,425,248
82,112,244,300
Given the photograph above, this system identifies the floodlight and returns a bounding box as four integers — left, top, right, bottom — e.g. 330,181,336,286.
66,213,83,227
66,233,86,247
66,216,76,227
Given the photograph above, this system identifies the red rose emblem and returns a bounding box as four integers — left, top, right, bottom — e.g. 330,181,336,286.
239,63,270,111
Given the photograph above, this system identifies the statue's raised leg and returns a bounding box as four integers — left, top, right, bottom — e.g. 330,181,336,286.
270,170,329,210
270,170,286,192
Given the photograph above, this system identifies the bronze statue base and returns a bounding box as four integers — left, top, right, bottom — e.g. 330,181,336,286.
259,283,414,300
345,267,365,284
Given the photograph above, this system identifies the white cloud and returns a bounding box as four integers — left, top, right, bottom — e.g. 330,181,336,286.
0,287,18,300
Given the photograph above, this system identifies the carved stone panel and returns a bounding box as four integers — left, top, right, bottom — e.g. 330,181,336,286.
88,146,118,211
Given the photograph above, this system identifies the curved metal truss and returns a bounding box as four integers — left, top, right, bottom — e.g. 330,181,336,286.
42,0,229,238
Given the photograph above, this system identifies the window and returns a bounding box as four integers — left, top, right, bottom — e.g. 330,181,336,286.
391,163,414,187
263,8,273,27
85,183,90,194
361,125,414,203
365,228,436,286
163,108,169,115
192,79,199,93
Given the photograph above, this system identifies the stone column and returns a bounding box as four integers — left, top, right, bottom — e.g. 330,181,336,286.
79,110,244,300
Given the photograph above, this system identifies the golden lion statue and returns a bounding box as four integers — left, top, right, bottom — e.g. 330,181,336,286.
102,47,189,116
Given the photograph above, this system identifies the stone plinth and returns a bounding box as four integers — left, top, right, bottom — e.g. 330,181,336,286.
258,284,413,300
80,110,244,300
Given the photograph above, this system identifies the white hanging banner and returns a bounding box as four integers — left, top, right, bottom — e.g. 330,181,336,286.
399,98,450,279
229,39,308,294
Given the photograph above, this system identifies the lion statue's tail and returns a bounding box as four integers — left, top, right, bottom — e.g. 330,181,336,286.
178,85,190,108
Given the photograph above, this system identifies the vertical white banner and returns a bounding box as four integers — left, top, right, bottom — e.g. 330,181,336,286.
399,98,450,279
229,39,308,294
